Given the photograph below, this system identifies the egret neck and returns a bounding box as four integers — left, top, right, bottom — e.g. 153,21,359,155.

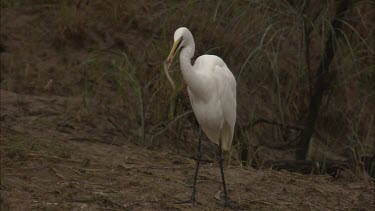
179,43,201,94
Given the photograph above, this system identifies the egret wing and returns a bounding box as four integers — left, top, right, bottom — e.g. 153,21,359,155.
213,65,237,150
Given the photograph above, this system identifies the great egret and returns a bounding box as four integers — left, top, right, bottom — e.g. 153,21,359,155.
164,27,236,207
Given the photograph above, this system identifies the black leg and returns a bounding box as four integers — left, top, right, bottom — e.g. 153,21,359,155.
218,139,231,207
175,127,202,205
191,127,202,202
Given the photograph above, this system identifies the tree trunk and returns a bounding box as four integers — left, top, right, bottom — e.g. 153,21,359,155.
296,0,351,160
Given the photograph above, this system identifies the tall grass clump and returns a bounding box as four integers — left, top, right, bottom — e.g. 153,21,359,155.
1,0,373,167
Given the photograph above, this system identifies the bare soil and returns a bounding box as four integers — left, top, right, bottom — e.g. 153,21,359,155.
1,2,374,211
1,90,374,210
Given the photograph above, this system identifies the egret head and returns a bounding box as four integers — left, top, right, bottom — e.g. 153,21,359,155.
166,27,193,65
164,27,194,90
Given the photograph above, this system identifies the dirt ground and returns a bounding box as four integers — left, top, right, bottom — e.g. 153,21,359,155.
0,2,374,210
1,90,374,210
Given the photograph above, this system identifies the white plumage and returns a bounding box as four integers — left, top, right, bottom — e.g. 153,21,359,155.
164,27,236,206
165,27,237,151
188,55,236,151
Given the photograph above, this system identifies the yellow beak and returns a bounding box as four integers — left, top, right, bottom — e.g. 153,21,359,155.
164,38,182,90
166,38,182,66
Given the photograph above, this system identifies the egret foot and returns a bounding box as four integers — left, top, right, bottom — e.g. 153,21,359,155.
225,197,241,210
174,197,200,205
215,191,232,208
224,197,231,208
174,128,203,206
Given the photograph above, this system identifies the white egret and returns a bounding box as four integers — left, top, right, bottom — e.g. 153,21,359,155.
164,27,236,207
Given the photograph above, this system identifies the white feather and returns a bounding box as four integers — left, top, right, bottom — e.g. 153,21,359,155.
172,27,237,151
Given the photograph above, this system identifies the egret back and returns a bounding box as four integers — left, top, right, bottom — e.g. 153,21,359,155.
188,55,237,151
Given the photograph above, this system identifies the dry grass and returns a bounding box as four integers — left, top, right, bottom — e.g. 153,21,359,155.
0,0,374,173
1,2,374,209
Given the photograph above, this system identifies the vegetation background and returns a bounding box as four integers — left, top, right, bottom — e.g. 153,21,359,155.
1,0,374,210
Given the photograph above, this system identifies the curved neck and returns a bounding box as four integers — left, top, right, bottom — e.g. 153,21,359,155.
179,45,194,72
179,41,199,93
179,44,205,96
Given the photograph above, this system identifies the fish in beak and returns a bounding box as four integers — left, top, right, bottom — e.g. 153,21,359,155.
164,38,182,90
